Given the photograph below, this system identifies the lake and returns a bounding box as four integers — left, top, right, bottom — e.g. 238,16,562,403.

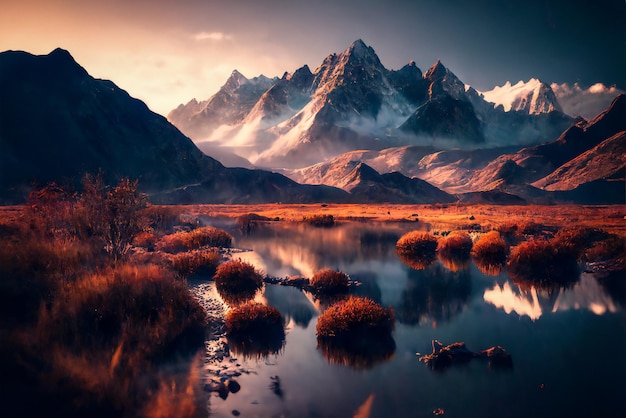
193,220,625,418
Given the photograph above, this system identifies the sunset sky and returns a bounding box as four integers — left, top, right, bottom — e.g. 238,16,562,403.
2,0,624,116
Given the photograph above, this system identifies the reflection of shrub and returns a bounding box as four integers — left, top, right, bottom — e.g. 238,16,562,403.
317,333,395,370
316,296,395,339
437,232,472,257
396,231,438,255
310,269,349,294
397,252,437,270
157,226,233,253
305,214,335,227
474,259,504,276
438,254,470,272
225,303,285,359
214,260,263,305
167,249,221,277
508,239,579,287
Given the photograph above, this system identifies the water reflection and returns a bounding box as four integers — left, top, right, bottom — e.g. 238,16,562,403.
232,222,409,278
317,333,396,370
196,220,625,418
396,251,437,270
438,253,471,272
473,257,505,276
483,273,619,320
396,262,471,326
263,285,317,328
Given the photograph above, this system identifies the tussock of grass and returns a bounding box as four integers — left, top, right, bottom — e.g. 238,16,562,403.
305,214,335,227
396,231,438,255
30,263,207,416
472,231,508,263
586,234,626,264
310,269,349,294
552,227,610,260
214,260,263,305
437,231,473,257
38,264,207,355
140,205,182,234
396,231,438,270
132,231,158,251
156,226,233,253
508,239,579,288
225,303,285,359
316,296,395,339
167,248,221,278
436,232,473,272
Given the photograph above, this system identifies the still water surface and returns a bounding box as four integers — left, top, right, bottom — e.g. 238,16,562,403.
196,220,625,418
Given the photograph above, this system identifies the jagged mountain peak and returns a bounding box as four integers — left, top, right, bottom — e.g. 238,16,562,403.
347,39,373,56
223,69,249,91
425,60,448,80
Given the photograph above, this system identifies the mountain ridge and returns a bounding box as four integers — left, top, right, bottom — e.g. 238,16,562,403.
169,39,573,169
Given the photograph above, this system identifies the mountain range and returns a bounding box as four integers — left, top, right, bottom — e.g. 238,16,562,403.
169,39,575,169
1,43,624,206
169,39,624,205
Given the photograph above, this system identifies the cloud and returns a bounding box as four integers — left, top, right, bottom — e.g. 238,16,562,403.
193,31,233,41
551,82,624,120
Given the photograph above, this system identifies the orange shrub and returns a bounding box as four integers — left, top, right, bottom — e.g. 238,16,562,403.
552,227,610,260
316,296,395,339
167,249,221,277
472,231,508,264
141,205,181,234
396,231,438,255
585,234,626,263
310,269,349,294
437,231,473,257
214,260,263,305
305,214,335,227
156,226,233,253
133,231,158,251
508,239,579,286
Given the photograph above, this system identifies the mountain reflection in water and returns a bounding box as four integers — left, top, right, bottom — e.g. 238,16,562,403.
484,273,619,320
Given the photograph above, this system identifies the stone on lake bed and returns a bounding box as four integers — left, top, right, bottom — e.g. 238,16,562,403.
419,339,512,370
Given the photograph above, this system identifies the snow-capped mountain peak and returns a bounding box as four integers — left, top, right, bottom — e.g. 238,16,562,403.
480,78,563,114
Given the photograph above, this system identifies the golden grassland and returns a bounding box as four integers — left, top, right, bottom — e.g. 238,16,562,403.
3,203,625,233
113,203,626,234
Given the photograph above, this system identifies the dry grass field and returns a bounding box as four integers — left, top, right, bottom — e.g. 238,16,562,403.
146,203,626,234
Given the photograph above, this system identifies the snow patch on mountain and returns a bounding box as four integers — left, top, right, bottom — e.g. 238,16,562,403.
480,79,562,114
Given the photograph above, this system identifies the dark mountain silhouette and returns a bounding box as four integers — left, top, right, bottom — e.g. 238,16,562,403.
0,48,347,204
